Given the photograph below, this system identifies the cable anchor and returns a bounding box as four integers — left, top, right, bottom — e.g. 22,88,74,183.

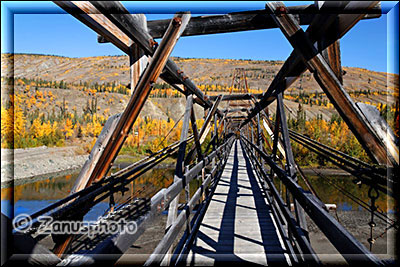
367,186,379,251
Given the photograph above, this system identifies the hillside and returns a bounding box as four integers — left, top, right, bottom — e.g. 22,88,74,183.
2,53,398,94
1,53,398,168
2,53,398,123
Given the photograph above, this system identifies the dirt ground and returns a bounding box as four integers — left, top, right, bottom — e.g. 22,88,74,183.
306,210,398,264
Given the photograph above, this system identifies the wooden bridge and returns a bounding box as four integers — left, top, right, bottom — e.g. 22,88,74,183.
186,140,290,265
3,1,398,266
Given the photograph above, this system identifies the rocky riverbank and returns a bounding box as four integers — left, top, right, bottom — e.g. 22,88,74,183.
1,146,88,187
306,210,398,263
1,146,175,188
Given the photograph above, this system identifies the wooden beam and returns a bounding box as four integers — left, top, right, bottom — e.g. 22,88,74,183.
228,102,253,107
89,11,191,186
210,93,262,101
243,2,381,124
54,1,132,53
320,40,343,84
222,108,248,113
68,19,149,194
97,4,381,41
226,115,247,120
55,1,214,110
89,1,215,110
165,95,193,264
69,113,121,194
262,117,285,158
129,14,148,94
267,1,397,167
190,106,203,161
276,92,309,236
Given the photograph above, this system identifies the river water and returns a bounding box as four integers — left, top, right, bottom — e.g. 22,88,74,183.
1,168,396,222
1,167,204,221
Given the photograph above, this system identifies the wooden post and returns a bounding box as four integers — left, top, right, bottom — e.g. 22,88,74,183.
271,104,281,163
69,113,121,194
257,113,262,162
200,168,205,202
263,118,286,158
129,15,148,95
190,106,203,162
276,92,309,237
67,14,148,195
266,1,397,167
214,113,218,147
130,18,147,206
184,165,191,234
165,94,193,264
321,40,343,84
185,96,222,165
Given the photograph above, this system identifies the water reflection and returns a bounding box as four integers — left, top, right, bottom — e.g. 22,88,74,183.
2,170,396,221
274,174,396,213
1,168,203,220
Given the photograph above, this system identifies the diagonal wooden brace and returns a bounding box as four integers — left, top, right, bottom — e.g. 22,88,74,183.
53,12,191,256
266,1,398,167
243,2,381,127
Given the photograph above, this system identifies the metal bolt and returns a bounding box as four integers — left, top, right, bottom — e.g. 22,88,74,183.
172,17,182,26
149,39,158,48
275,6,287,15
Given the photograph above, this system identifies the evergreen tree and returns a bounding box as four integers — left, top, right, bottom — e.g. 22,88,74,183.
296,103,306,131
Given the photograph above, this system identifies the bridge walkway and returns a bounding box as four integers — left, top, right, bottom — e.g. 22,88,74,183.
186,140,291,265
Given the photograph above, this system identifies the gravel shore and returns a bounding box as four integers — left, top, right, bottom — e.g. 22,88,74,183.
306,210,398,263
0,146,175,188
1,146,88,187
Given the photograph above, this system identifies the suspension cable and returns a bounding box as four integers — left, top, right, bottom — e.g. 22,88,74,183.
155,111,186,151
308,167,397,227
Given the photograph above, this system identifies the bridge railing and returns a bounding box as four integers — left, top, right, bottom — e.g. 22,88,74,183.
241,136,320,265
144,136,235,266
241,135,383,265
56,134,235,265
14,137,192,236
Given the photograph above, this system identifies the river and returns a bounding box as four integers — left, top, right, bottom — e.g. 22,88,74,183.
1,167,396,261
2,167,395,219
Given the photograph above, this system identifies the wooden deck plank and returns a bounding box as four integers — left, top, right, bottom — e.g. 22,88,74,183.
186,140,291,265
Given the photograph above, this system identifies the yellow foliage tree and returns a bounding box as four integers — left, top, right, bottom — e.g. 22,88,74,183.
62,118,74,139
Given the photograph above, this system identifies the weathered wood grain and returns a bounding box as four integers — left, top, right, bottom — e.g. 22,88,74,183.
187,140,289,265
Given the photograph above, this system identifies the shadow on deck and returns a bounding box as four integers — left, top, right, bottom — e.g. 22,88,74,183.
186,140,290,265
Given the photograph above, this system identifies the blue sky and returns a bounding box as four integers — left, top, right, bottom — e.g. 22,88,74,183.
2,1,399,73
